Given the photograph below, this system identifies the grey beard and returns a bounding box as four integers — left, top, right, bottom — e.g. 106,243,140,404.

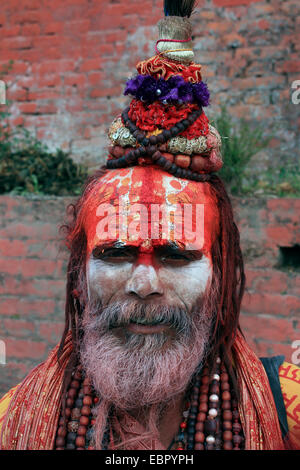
79,298,214,411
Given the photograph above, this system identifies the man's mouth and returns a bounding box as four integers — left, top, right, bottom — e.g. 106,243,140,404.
111,318,171,335
125,321,170,335
129,318,165,326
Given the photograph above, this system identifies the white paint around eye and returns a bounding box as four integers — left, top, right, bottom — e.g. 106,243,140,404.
180,255,212,292
87,256,133,301
158,254,212,300
86,252,212,311
86,257,100,300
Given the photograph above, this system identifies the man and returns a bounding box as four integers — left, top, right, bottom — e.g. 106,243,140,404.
0,1,299,450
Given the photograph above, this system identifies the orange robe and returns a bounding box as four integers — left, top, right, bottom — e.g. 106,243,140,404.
0,331,299,450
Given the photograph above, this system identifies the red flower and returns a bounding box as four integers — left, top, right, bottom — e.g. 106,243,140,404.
128,99,209,138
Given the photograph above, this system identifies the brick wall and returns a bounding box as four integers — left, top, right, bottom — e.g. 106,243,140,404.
0,196,69,395
0,0,299,170
0,195,299,395
233,197,300,359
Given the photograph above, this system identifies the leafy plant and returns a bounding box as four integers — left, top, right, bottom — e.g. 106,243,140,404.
0,60,88,196
0,130,88,196
212,105,271,195
242,159,300,197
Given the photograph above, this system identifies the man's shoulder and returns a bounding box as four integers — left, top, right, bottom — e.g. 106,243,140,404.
259,356,300,448
279,360,300,383
278,361,300,448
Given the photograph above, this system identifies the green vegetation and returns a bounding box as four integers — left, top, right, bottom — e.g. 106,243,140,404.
0,127,88,196
241,160,300,197
213,105,269,195
0,61,87,196
213,105,300,197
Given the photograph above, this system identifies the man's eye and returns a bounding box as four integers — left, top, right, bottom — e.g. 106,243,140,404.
96,249,134,263
161,253,194,265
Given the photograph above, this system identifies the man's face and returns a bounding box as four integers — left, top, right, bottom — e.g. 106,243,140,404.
84,167,220,323
80,168,220,411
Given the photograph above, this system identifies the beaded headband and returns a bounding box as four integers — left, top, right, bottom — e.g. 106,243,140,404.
106,2,223,181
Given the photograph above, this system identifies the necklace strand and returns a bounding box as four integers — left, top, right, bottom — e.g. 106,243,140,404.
55,357,244,450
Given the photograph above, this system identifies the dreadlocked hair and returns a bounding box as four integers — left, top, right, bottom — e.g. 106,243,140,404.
57,167,245,420
57,167,107,421
205,174,245,398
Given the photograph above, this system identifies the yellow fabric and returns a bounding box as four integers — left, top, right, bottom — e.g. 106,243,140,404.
279,361,300,448
0,361,299,448
0,385,19,435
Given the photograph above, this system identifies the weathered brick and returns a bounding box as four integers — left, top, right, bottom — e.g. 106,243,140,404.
0,239,27,257
0,257,64,278
27,90,61,101
31,59,76,75
0,362,28,397
78,58,102,72
0,222,60,240
0,36,33,51
244,268,291,293
240,314,298,343
265,225,299,246
5,338,46,359
21,23,41,36
12,10,50,25
213,0,261,6
0,276,66,298
253,271,289,294
64,74,87,87
2,319,36,338
242,292,300,316
0,297,57,318
249,341,292,360
44,22,64,35
18,102,37,114
0,25,21,37
37,75,62,87
87,72,105,86
276,58,300,74
38,322,64,344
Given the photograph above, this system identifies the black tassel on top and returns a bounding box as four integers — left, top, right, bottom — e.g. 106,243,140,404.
164,0,197,18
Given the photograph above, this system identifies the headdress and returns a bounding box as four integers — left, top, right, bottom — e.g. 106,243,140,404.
106,0,222,180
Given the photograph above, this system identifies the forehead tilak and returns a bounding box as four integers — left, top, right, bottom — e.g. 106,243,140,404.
84,167,219,255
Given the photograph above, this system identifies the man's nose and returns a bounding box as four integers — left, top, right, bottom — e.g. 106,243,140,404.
125,265,163,299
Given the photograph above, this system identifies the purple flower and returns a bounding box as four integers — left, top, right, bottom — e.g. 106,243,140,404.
124,75,145,95
193,82,210,107
124,74,210,107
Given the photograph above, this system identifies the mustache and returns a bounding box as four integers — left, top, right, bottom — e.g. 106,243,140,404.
82,299,196,337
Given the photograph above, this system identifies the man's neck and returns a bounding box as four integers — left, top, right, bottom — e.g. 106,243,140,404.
123,392,186,449
158,393,186,448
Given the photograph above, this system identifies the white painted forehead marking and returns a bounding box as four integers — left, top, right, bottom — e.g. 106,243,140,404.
161,173,189,199
159,174,188,240
101,169,133,187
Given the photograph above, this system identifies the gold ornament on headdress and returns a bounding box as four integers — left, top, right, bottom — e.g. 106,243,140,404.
156,16,194,64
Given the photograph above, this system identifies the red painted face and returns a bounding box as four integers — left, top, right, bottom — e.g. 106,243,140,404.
82,167,220,262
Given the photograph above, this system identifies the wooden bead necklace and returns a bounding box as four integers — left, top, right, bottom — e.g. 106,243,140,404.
106,106,212,183
55,357,244,450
